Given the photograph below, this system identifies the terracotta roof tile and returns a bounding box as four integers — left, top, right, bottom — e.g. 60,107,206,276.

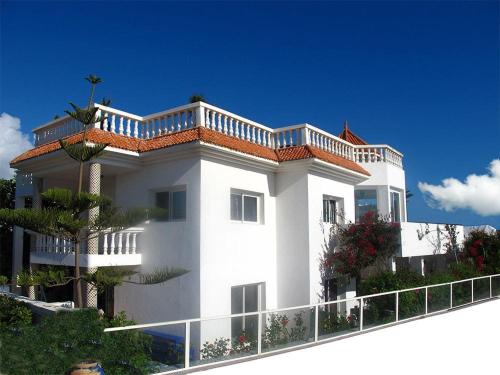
306,146,370,175
11,128,369,176
198,127,279,161
338,121,368,145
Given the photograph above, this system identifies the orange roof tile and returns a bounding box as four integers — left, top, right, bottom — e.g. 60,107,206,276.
338,121,368,145
11,128,369,176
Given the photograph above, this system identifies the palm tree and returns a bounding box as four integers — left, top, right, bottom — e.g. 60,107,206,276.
189,94,205,103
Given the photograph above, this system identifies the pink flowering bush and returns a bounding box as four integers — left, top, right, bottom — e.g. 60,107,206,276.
320,211,401,286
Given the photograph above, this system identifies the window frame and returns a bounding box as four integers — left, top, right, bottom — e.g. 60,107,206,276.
322,198,337,224
231,283,265,333
354,188,378,223
390,190,401,223
152,186,187,222
230,189,262,224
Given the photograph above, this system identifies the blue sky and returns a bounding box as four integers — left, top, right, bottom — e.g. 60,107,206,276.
1,1,499,227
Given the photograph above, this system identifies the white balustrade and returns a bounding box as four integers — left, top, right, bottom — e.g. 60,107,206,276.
100,227,143,255
31,102,403,167
30,227,143,257
353,145,403,168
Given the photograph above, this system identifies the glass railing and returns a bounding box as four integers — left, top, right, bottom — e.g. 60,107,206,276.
103,274,500,374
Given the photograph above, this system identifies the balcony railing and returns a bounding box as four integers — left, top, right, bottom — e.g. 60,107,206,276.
104,273,500,374
32,102,403,167
29,227,143,267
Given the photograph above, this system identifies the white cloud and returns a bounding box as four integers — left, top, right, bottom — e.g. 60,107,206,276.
0,113,32,179
418,159,500,216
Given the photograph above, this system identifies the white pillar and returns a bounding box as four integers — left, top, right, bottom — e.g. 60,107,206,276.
85,162,101,308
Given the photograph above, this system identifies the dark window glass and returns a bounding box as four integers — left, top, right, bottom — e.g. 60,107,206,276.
323,199,337,223
243,196,258,222
172,191,186,220
230,194,242,220
355,190,377,222
390,191,401,222
155,192,170,221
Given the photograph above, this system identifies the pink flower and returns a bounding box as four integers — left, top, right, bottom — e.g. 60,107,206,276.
238,335,246,344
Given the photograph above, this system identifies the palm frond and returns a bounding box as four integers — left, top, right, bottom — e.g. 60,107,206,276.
59,140,108,162
85,75,102,85
137,267,189,285
64,104,100,126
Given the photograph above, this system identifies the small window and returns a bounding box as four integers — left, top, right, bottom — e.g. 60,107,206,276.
230,191,261,223
355,189,378,223
323,198,337,224
154,189,186,221
390,191,401,223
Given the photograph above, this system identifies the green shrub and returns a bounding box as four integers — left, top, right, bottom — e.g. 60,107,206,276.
0,309,154,375
0,294,32,329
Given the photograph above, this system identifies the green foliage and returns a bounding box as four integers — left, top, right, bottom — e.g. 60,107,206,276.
200,337,231,359
0,275,8,285
189,94,205,103
137,267,189,285
0,178,15,211
59,139,109,163
0,295,32,329
463,230,500,274
321,211,401,282
84,267,137,294
262,312,306,348
0,309,154,375
16,267,68,288
318,311,357,336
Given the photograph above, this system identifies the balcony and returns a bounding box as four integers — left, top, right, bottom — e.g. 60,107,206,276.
29,227,143,267
31,102,403,168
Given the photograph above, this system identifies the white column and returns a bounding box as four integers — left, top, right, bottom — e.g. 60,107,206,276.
85,162,101,308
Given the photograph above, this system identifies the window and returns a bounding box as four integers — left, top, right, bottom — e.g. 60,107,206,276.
154,189,186,221
230,191,260,223
231,283,265,337
390,191,401,222
355,189,377,222
323,198,337,224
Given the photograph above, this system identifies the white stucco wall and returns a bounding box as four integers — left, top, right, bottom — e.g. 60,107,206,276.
357,163,407,221
307,171,356,304
275,166,310,309
113,157,201,327
199,157,278,341
399,222,465,257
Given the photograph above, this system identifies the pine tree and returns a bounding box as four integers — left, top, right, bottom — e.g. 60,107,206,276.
0,76,187,307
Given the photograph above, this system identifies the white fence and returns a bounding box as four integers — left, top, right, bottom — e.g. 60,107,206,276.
104,273,500,374
32,102,403,168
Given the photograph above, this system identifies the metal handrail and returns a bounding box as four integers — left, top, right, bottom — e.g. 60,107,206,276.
103,273,499,374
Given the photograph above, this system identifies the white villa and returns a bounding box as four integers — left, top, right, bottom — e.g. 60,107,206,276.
10,101,466,345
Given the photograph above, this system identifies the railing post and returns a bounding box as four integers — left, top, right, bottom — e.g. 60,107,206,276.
450,283,453,309
301,126,309,146
490,276,493,298
194,103,205,128
359,298,364,331
425,287,428,315
185,321,190,369
471,279,474,302
395,292,399,322
257,312,262,354
314,305,319,342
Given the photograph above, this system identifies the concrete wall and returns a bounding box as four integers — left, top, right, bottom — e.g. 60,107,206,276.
307,171,356,304
357,163,407,222
199,158,278,341
113,157,201,326
275,167,310,308
400,222,465,257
